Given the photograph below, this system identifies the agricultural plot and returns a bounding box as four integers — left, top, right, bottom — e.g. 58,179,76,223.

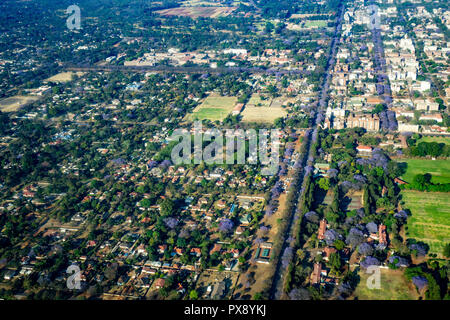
398,159,450,184
322,189,334,206
187,94,237,122
0,95,40,112
353,269,419,300
341,190,363,211
156,6,236,19
402,190,450,256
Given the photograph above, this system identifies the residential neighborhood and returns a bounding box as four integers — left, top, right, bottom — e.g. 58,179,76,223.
0,0,448,305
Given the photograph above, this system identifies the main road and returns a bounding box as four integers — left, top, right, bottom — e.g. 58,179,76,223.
65,64,311,76
269,1,346,300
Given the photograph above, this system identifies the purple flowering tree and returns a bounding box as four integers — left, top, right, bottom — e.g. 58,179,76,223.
366,222,378,234
394,210,408,220
360,256,380,269
281,247,294,269
409,243,427,257
325,229,340,246
219,219,234,233
164,217,178,229
338,160,347,167
265,204,275,217
179,228,190,238
346,228,365,249
337,282,353,297
289,288,311,300
388,256,409,268
259,226,269,234
412,276,428,290
159,159,172,168
356,208,365,217
340,180,352,192
357,243,374,256
305,211,319,223
327,168,339,179
255,238,264,245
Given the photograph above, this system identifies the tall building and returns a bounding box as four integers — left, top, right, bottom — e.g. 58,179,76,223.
346,113,380,131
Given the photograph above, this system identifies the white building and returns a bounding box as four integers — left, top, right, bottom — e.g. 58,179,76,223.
398,122,419,132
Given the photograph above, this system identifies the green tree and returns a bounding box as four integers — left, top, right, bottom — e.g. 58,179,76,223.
425,274,441,300
160,198,175,216
253,292,262,300
189,290,199,300
318,178,330,191
443,243,450,258
334,240,345,250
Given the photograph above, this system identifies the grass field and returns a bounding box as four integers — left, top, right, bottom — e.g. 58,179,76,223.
0,95,40,112
353,269,419,300
45,71,85,83
398,159,450,184
241,106,287,123
247,94,272,107
188,94,237,122
402,190,450,256
417,136,450,145
303,20,328,28
241,94,287,123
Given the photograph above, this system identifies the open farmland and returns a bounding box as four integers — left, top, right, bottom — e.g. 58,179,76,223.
341,190,363,211
0,95,40,112
156,6,236,19
187,94,237,122
353,269,419,300
398,159,450,184
402,190,450,257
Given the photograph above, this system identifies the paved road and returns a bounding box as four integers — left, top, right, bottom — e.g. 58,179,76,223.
65,64,311,76
269,1,346,300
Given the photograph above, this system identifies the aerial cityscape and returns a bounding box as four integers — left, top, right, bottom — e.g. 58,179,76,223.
0,0,449,303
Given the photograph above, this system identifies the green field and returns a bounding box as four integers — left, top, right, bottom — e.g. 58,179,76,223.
247,94,272,107
402,190,450,256
303,20,328,28
398,159,450,184
417,136,450,145
188,94,237,122
353,269,418,300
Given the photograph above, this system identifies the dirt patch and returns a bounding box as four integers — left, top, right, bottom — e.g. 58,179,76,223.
156,7,236,19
